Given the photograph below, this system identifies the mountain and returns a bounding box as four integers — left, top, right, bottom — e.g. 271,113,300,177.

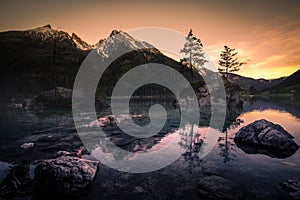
0,24,90,97
0,24,87,50
93,30,200,97
1,24,295,100
265,69,300,95
0,25,200,99
225,69,300,96
224,73,286,92
274,69,300,88
71,33,93,50
96,30,156,58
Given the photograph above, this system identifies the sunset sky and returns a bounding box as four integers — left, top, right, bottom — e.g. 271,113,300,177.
0,0,299,79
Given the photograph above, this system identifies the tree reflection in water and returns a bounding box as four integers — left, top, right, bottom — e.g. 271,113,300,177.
178,124,204,172
218,118,244,163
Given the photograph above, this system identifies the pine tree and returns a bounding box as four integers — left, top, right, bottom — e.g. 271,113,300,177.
218,45,245,79
180,29,207,81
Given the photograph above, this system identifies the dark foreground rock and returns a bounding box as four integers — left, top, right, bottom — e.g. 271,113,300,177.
277,179,300,200
198,175,244,200
234,119,299,152
34,152,99,196
0,160,33,199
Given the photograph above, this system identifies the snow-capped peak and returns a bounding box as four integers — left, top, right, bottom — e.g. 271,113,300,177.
71,33,93,50
29,24,55,34
96,30,156,58
26,25,93,50
27,24,69,42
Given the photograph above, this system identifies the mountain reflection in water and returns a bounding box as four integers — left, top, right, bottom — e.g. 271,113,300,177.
0,97,299,199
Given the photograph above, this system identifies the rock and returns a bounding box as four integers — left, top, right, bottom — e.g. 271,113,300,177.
198,175,243,200
198,85,211,106
199,86,207,93
84,114,145,128
36,135,59,142
199,96,211,106
200,91,209,97
0,161,32,199
39,87,72,101
133,186,145,193
55,150,75,157
20,142,34,149
234,119,299,153
8,103,23,109
87,115,118,128
23,98,32,110
277,179,300,200
28,87,72,109
34,153,99,195
227,90,243,108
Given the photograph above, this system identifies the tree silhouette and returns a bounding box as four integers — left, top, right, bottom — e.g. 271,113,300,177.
218,45,245,79
180,29,207,81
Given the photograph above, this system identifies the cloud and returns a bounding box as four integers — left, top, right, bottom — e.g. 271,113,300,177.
249,55,285,69
203,14,300,79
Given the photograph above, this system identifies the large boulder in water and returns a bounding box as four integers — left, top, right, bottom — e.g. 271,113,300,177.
198,175,244,200
34,152,99,195
234,119,299,153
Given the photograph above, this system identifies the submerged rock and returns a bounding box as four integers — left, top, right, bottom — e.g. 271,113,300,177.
34,152,99,196
20,142,34,149
277,179,300,200
82,114,145,128
198,175,243,200
234,119,299,152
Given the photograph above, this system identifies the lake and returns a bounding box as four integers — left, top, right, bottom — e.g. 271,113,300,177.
0,97,299,199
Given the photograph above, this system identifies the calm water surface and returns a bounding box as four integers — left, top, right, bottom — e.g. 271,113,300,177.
0,98,299,199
